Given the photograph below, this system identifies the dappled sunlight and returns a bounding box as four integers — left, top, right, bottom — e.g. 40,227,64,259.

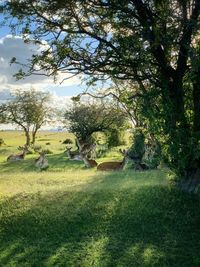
116,243,165,266
0,170,98,196
143,245,165,265
0,173,200,266
46,236,111,266
0,132,200,266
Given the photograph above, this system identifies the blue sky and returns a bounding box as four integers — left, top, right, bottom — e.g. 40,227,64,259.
0,14,89,102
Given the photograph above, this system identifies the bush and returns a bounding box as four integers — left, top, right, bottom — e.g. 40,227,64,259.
128,129,145,160
143,136,161,169
62,138,73,145
46,142,51,145
107,129,125,148
95,144,109,158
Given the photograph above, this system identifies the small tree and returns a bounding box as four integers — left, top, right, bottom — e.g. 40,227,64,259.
0,89,52,146
65,102,126,144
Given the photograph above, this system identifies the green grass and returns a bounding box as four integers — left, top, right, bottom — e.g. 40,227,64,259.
0,131,200,266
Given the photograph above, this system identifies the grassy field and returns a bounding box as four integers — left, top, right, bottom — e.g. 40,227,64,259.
0,131,200,267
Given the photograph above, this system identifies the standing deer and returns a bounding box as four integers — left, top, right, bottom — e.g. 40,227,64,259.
35,151,49,170
7,146,28,162
97,149,129,171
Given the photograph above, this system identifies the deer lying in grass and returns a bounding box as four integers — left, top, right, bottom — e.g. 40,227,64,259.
35,151,49,170
97,149,129,171
65,139,96,164
7,146,28,162
64,147,82,161
78,141,97,168
79,151,98,168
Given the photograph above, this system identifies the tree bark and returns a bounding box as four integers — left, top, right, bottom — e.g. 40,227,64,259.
32,130,37,145
25,130,30,146
193,68,200,135
178,67,200,193
178,167,200,194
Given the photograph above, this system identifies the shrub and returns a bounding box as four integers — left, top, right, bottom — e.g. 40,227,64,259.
62,138,73,145
107,129,125,148
95,144,109,158
128,129,145,160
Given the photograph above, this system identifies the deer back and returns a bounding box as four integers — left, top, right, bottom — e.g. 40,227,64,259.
7,146,28,162
97,149,129,171
97,161,124,171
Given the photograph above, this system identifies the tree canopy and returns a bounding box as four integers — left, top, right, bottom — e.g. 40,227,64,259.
0,89,52,145
65,101,126,142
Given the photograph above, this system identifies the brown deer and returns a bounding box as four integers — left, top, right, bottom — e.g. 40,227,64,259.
35,151,49,170
7,146,28,162
79,151,98,168
77,140,97,168
64,147,82,161
97,149,129,171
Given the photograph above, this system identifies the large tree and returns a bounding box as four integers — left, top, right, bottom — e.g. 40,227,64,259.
0,89,52,146
1,0,200,192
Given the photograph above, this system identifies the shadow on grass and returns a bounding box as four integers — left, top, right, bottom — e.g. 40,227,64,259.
0,153,84,173
0,171,200,267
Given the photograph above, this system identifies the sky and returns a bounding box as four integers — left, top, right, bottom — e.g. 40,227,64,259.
0,12,113,130
0,14,88,114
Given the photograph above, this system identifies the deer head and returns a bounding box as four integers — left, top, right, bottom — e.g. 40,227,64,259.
79,150,98,168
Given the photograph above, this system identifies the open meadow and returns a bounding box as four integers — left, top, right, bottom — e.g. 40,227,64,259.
0,131,200,267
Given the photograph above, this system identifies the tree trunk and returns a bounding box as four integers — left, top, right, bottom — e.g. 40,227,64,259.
32,130,37,145
159,77,200,193
193,67,200,135
25,130,30,146
178,67,200,193
178,167,200,193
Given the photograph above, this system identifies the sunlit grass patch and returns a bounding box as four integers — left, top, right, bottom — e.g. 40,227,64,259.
0,131,200,266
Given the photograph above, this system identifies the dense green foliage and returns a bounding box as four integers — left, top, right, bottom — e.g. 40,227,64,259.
65,102,126,143
129,129,145,161
106,128,125,148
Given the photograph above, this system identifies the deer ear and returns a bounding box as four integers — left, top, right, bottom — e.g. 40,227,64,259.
119,149,128,155
119,149,123,154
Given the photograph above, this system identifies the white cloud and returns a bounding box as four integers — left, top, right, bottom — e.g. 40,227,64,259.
0,35,82,95
0,35,88,130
